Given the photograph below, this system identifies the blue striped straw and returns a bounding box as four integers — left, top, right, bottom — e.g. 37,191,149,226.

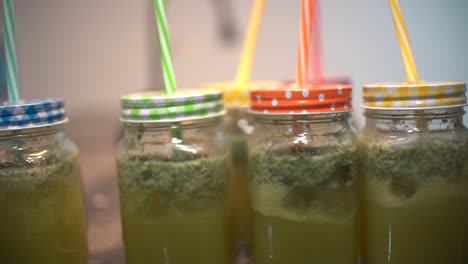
3,0,19,103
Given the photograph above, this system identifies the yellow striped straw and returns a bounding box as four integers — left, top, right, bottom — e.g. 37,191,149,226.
235,0,266,86
388,0,419,83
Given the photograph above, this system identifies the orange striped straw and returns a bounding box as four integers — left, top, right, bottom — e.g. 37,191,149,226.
296,0,315,87
388,0,419,82
311,0,323,81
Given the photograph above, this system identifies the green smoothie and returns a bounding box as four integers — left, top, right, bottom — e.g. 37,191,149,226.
117,154,229,264
0,155,88,264
250,145,357,264
226,134,252,258
360,138,468,264
223,108,253,261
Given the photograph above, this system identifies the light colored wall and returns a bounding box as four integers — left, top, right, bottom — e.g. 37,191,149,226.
14,0,162,115
12,0,468,126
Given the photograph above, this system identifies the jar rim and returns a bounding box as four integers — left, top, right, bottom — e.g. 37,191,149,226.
361,103,468,111
248,111,351,124
248,108,352,116
0,118,68,132
120,110,226,124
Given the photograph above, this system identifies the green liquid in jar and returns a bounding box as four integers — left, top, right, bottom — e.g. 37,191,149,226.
227,134,252,257
250,146,357,264
0,156,88,264
117,155,229,264
361,139,468,264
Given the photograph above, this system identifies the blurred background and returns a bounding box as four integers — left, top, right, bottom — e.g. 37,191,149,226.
1,0,467,263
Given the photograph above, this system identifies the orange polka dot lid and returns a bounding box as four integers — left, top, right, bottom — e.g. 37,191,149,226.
250,83,353,114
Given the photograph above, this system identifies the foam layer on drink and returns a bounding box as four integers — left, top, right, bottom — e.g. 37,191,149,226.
0,155,78,192
250,146,356,223
117,155,227,212
361,139,468,200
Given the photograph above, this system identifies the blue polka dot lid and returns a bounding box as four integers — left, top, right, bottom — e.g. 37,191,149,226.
0,99,67,131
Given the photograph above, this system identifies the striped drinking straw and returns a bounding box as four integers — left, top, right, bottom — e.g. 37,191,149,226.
235,0,266,87
3,0,20,103
310,0,323,81
296,0,315,87
388,0,419,82
153,0,184,160
154,0,177,95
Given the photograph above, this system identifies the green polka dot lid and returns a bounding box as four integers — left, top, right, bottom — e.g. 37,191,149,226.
120,89,225,123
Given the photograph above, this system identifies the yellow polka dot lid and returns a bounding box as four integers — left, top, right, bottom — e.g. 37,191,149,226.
362,82,467,109
203,82,276,108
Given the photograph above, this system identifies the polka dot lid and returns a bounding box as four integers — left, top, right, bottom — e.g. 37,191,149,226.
203,82,276,108
250,83,353,114
362,82,467,109
120,89,225,123
282,76,352,86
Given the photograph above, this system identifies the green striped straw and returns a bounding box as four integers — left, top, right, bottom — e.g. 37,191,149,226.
3,0,20,103
154,0,177,95
153,0,185,160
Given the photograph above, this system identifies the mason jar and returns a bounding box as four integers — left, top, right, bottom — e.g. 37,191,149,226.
359,82,468,264
249,83,358,263
204,82,273,260
117,90,229,264
0,99,88,263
